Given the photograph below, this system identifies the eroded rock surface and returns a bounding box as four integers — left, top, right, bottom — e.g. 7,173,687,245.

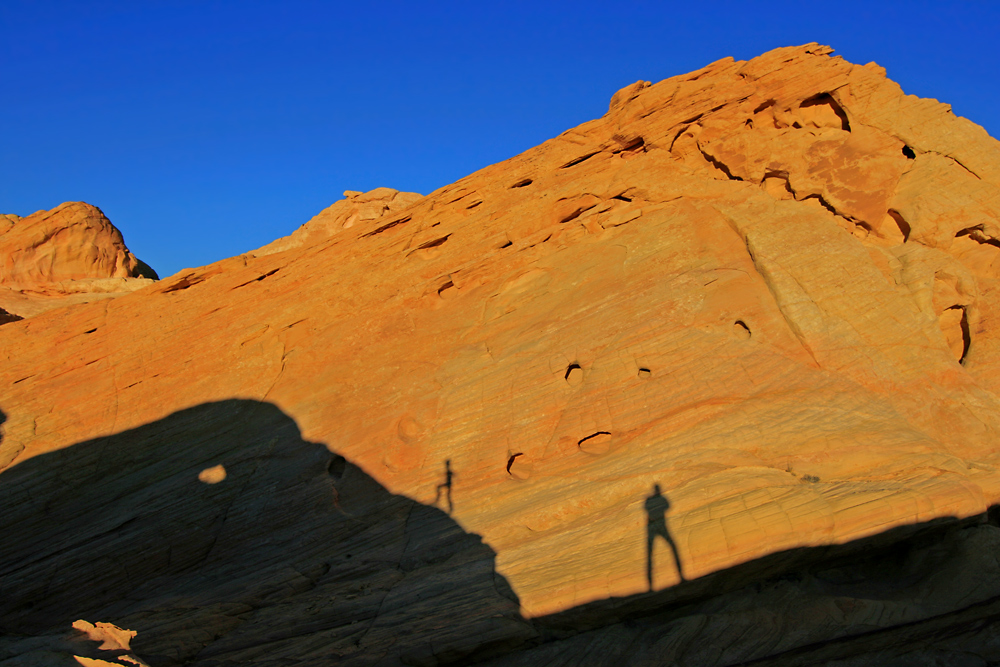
253,188,423,257
3,44,1000,665
0,202,157,319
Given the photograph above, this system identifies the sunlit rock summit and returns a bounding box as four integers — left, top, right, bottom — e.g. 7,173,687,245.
4,44,1000,665
0,201,157,319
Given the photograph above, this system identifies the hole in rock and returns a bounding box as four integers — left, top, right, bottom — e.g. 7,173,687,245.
956,226,1000,249
668,126,691,152
612,194,632,202
887,210,911,242
558,197,600,224
467,200,482,209
762,172,794,200
565,363,583,386
362,215,411,238
637,367,651,379
500,240,513,248
941,305,972,364
753,99,776,114
902,145,916,159
799,93,851,131
506,453,523,474
561,151,600,169
437,281,455,298
578,431,611,445
511,178,533,188
84,328,97,334
255,268,280,282
418,235,451,250
733,320,751,339
578,432,613,455
615,136,646,154
233,268,281,289
328,454,347,479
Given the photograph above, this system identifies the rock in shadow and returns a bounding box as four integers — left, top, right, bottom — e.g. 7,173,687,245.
0,400,535,666
6,400,1000,666
485,510,1000,666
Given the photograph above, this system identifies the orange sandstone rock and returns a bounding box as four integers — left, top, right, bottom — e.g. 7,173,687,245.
0,202,157,319
3,44,1000,665
253,187,422,257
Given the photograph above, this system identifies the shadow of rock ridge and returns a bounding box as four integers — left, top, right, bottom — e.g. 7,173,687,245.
0,400,534,666
4,400,1000,666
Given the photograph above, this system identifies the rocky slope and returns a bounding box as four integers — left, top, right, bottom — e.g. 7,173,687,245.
3,43,1000,665
0,202,157,319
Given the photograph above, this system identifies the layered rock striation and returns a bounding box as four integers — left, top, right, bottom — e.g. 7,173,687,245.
3,44,1000,665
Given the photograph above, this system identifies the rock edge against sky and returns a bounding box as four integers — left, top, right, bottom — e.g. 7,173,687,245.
3,43,1000,665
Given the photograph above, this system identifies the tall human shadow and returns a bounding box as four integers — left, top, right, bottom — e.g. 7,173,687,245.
0,400,533,666
645,483,684,590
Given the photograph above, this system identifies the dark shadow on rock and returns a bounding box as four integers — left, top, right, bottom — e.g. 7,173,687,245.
0,400,534,666
4,400,1000,666
486,510,1000,667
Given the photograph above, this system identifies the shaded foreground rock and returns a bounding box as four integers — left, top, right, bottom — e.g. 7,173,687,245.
4,43,1000,663
2,402,1000,665
0,401,532,666
0,202,157,319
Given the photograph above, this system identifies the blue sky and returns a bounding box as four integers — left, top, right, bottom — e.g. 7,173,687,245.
2,1,998,278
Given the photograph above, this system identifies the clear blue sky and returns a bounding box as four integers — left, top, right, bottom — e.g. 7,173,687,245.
2,1,997,278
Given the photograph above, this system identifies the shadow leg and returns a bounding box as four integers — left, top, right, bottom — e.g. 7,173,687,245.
665,534,684,582
646,531,654,591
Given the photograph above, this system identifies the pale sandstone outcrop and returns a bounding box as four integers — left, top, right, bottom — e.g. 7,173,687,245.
3,44,1000,664
0,202,157,319
0,619,148,666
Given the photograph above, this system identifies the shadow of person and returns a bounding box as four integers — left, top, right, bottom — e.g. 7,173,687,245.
433,459,455,514
645,483,684,591
0,400,533,666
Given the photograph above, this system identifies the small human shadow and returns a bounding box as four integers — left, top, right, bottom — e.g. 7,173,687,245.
434,458,455,514
645,483,684,590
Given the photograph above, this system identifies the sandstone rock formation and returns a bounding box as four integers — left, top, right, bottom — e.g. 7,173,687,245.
3,44,1000,665
0,202,157,319
254,187,423,257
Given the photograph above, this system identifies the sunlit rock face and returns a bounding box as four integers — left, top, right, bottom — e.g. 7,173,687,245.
4,43,1000,665
0,202,157,319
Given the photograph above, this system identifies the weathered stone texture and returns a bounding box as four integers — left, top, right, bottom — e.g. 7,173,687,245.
0,202,156,319
3,44,1000,665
